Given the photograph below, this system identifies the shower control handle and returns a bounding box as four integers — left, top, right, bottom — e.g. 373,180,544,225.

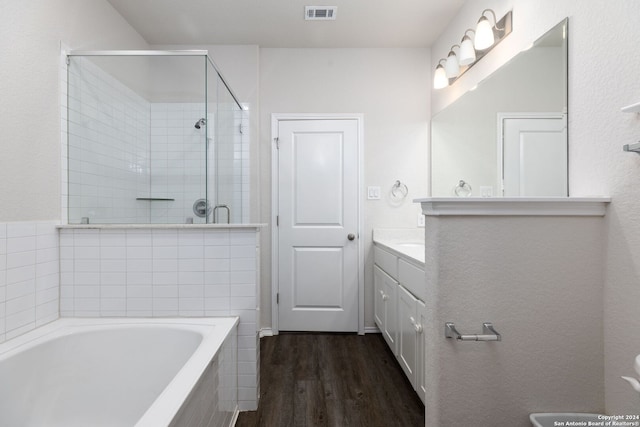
347,233,356,241
192,199,211,218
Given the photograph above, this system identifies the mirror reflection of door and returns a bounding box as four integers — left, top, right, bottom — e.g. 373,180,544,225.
429,19,568,197
499,113,567,197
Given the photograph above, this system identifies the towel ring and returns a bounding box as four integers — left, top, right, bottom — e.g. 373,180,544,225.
454,180,472,197
391,180,408,200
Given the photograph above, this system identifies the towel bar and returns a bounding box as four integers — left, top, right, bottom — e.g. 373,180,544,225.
445,322,501,341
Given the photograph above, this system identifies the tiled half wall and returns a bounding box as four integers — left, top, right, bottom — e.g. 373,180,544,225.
58,225,260,410
0,222,60,344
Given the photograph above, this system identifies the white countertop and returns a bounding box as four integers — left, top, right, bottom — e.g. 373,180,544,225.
373,228,425,265
414,197,611,216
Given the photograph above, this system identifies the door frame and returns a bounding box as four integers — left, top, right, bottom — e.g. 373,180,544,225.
271,113,364,335
496,112,567,196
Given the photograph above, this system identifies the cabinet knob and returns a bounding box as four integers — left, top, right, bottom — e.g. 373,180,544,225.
382,294,389,301
410,316,423,333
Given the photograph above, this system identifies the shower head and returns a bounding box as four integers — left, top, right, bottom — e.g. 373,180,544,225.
194,118,206,129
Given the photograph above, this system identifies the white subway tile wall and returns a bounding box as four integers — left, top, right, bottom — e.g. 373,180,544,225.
149,103,207,224
67,56,150,224
59,227,260,410
210,103,249,224
0,222,60,344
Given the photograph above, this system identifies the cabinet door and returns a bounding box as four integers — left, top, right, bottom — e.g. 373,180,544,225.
398,285,418,388
416,299,426,403
373,266,385,330
376,266,398,355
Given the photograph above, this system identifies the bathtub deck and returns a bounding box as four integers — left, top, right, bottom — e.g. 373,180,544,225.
236,333,424,427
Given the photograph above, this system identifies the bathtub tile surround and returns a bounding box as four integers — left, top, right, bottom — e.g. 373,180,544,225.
168,324,238,427
58,225,261,410
0,221,60,344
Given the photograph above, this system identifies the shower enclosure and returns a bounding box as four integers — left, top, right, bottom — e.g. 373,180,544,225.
66,51,247,224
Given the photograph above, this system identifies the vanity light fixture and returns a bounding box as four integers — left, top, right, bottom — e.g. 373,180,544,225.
474,9,500,50
433,59,448,89
459,30,476,65
444,45,461,78
432,9,512,89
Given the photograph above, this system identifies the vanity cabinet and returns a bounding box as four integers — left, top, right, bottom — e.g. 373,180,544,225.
373,243,426,404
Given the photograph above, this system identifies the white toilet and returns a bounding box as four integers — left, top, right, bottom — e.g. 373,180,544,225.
530,413,605,427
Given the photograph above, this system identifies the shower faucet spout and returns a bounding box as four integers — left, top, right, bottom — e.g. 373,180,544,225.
213,204,230,224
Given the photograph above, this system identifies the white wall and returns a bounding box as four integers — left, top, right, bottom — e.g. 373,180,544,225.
259,48,430,331
423,214,605,426
431,0,640,415
0,0,149,222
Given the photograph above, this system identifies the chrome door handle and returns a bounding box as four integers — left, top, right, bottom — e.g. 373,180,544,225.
347,233,356,241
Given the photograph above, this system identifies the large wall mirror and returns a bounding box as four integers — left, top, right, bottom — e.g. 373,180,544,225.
431,18,568,197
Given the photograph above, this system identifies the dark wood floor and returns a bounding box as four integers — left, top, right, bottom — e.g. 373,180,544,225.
236,333,425,427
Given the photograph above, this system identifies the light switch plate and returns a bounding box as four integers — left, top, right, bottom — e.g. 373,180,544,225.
480,186,493,197
367,186,381,200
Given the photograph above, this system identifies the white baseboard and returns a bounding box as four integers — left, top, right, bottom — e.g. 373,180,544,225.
259,328,274,338
259,327,379,337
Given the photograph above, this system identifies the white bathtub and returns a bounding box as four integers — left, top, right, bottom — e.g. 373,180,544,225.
0,317,238,427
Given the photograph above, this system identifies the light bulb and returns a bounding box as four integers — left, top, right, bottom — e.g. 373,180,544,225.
474,15,495,50
433,64,448,89
459,34,476,65
444,51,460,78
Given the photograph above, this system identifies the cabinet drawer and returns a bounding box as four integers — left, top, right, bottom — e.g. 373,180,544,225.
374,245,398,279
398,258,426,302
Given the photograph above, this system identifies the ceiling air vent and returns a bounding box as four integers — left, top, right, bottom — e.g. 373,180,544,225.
305,6,337,21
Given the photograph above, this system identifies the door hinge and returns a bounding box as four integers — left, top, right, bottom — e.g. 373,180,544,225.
276,215,279,226
276,293,279,304
274,137,279,149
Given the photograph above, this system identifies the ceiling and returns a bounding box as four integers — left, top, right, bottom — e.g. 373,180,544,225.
106,0,467,48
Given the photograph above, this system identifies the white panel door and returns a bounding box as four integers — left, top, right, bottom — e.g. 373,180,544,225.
502,115,567,197
277,119,359,332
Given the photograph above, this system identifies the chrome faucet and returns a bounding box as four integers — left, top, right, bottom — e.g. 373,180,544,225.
213,204,230,224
